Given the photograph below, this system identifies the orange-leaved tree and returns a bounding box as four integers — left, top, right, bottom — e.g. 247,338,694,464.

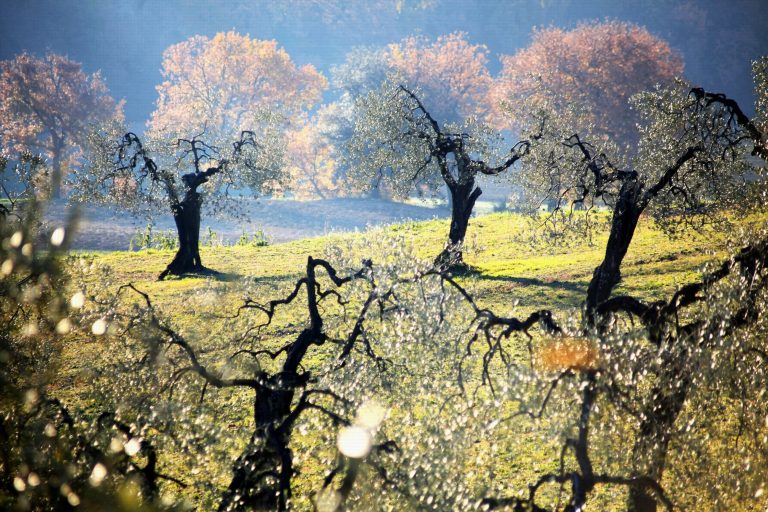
488,21,683,146
148,31,327,141
387,32,492,123
0,52,123,198
284,112,340,200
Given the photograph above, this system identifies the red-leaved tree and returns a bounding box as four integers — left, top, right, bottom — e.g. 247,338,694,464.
148,31,327,141
488,21,683,146
387,32,492,123
0,52,123,198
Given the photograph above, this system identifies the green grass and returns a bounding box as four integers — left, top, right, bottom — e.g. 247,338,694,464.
55,210,753,509
68,212,724,330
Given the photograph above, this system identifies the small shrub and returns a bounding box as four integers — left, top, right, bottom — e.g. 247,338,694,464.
205,226,224,247
235,229,270,247
129,223,178,251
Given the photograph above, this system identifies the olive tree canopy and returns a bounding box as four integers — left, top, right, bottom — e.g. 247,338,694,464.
71,122,283,279
345,79,530,268
516,60,767,320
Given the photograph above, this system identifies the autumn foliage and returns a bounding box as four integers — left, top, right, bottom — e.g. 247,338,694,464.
488,21,683,145
148,31,327,139
387,32,492,122
284,119,339,200
0,52,123,198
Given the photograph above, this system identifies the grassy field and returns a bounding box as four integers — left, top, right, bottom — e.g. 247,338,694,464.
54,210,747,509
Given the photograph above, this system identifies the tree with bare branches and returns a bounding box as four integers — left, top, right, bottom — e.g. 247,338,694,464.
346,81,531,269
518,60,766,322
73,125,282,279
96,252,413,511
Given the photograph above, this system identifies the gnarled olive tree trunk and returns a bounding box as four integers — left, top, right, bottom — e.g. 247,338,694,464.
158,169,220,280
218,377,300,511
219,259,327,511
435,178,482,270
585,179,643,323
158,190,205,280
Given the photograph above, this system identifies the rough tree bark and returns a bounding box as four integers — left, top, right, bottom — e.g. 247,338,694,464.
217,258,324,510
627,351,690,512
158,180,207,280
584,178,643,322
436,177,482,270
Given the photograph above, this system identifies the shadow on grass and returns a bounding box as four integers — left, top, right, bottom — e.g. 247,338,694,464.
478,274,588,294
161,269,312,286
158,268,244,282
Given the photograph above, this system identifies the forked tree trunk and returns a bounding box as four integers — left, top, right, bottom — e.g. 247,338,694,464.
219,259,326,511
585,180,643,323
435,179,482,271
158,190,207,280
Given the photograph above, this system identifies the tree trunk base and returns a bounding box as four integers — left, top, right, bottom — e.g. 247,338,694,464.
434,249,476,275
158,263,219,281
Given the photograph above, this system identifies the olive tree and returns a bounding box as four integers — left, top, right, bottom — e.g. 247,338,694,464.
329,33,492,200
346,80,531,268
76,235,439,510
594,235,768,511
37,222,768,511
360,230,768,512
518,61,767,322
72,125,282,279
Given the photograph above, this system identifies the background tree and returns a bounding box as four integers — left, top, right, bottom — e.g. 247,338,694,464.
283,114,341,200
519,61,766,322
346,81,530,268
326,32,492,199
0,52,123,198
148,31,326,142
387,32,492,123
73,125,282,279
488,21,683,147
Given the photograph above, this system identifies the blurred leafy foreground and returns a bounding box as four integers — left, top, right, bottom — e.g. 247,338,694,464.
2,189,768,511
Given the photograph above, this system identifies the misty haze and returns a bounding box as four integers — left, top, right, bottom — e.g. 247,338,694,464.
2,1,768,511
